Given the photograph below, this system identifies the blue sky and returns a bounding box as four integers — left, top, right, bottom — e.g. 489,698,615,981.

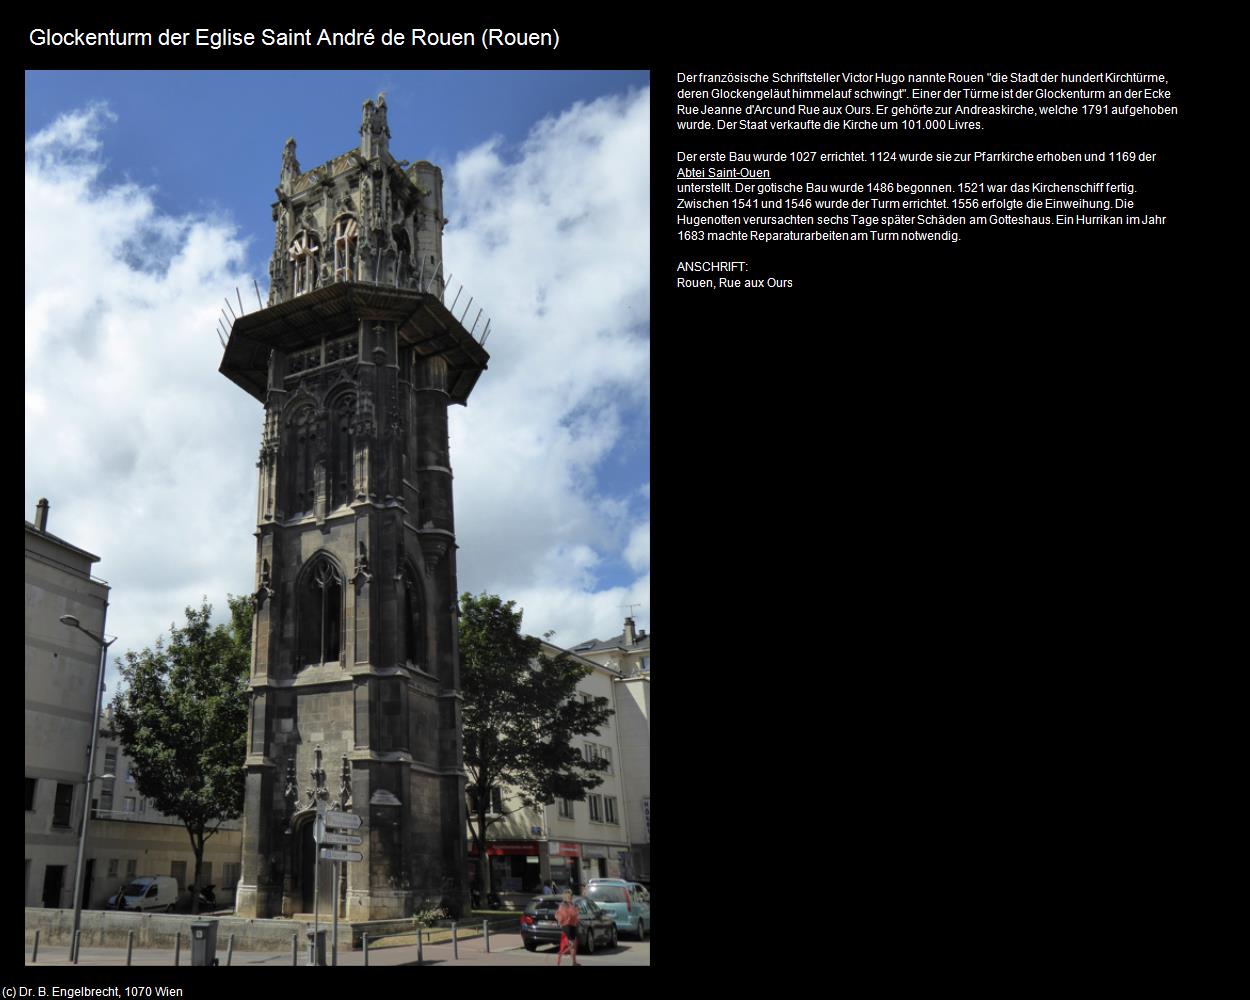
25,71,650,684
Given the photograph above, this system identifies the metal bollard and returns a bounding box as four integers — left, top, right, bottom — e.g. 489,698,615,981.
126,930,134,966
417,928,423,964
292,933,298,966
484,920,490,953
227,933,234,966
72,929,82,964
452,922,458,960
32,929,40,963
174,931,181,966
363,934,369,966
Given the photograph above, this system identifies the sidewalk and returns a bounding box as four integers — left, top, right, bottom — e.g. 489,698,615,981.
25,929,528,967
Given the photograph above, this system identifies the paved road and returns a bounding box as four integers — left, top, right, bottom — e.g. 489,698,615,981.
24,931,651,967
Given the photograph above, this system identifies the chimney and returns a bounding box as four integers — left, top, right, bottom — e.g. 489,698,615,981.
34,498,49,532
623,617,636,646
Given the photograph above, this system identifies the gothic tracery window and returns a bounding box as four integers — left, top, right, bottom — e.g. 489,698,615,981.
298,557,343,670
402,563,423,665
333,216,357,283
329,394,355,509
285,404,317,516
289,230,321,296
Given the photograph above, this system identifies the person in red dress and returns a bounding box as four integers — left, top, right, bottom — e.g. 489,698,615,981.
556,890,581,966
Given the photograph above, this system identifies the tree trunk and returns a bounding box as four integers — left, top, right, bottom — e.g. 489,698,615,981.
477,807,493,905
190,829,204,916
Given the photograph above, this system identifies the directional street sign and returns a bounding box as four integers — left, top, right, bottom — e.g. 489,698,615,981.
320,831,363,847
325,810,362,830
320,848,363,863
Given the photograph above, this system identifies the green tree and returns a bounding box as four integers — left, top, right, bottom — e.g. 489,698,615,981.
459,593,613,903
109,595,252,914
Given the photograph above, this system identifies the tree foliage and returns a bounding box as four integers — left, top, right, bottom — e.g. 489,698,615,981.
459,593,613,896
109,595,252,913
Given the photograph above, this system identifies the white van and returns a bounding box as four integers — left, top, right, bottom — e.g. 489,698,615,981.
105,876,179,912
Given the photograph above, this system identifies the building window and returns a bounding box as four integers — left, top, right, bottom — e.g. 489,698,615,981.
583,743,595,764
103,748,117,776
289,230,321,296
402,564,424,666
558,798,574,820
588,794,603,822
138,798,146,813
170,861,187,891
489,787,503,814
124,763,134,785
223,862,241,888
123,797,136,813
126,859,137,879
599,746,612,774
107,859,119,878
605,796,618,824
298,556,343,669
52,783,74,827
99,789,113,814
639,656,649,672
25,778,36,811
333,215,358,283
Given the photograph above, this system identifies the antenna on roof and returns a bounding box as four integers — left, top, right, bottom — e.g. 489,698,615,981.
479,319,492,347
470,308,483,337
460,296,474,325
254,279,264,310
236,287,245,316
224,297,237,322
449,285,463,314
216,328,226,349
220,308,232,331
620,603,642,617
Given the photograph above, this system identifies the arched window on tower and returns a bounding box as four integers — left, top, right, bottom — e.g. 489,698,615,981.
284,404,317,517
328,394,355,509
297,556,343,670
333,216,358,283
289,230,321,296
402,563,424,666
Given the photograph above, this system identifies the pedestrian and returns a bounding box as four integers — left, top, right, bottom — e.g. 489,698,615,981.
555,890,580,966
541,881,553,895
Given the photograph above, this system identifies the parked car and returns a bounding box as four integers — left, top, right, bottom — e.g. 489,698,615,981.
104,876,178,912
520,896,618,953
586,879,650,939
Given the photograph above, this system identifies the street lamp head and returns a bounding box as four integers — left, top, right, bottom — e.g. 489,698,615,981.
60,614,81,628
98,773,116,781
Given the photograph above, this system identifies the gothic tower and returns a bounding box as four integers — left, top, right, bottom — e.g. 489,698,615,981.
220,96,488,920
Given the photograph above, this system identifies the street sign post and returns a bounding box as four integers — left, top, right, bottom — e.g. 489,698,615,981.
322,805,360,967
319,848,364,863
325,810,361,830
320,831,363,846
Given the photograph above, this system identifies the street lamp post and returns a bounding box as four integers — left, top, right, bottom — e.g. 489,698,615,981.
59,614,116,964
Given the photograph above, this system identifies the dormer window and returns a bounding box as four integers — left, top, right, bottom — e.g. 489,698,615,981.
333,216,358,283
289,230,321,296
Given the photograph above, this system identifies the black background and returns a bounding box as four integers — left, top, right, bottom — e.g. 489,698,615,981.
21,16,1219,978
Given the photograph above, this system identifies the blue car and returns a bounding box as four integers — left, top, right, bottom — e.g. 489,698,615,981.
586,879,650,940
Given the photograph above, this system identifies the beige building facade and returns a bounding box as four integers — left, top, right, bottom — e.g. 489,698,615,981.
24,500,110,909
83,718,244,909
569,618,651,883
469,620,651,892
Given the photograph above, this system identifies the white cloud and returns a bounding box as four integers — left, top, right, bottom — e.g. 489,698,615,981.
25,86,651,683
444,86,651,639
25,104,259,681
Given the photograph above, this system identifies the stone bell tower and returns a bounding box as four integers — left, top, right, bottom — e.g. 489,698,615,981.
220,95,488,920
